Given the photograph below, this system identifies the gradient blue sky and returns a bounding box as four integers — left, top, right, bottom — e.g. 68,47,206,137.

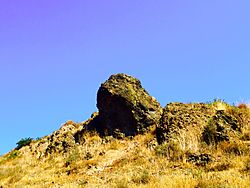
1,1,250,155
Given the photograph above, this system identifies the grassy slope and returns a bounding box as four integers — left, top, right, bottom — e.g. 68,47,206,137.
0,103,250,188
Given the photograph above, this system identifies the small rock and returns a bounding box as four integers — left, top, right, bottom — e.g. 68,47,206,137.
187,153,213,166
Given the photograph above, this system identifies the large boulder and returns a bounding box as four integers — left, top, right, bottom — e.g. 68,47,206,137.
156,103,216,150
95,73,162,136
156,102,244,151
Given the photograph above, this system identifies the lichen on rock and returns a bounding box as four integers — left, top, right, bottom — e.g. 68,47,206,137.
202,110,241,145
95,73,162,136
156,102,246,153
156,102,215,147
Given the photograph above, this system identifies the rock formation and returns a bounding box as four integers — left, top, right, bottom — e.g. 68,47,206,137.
156,102,245,151
202,110,241,145
95,73,162,136
1,74,250,187
156,103,215,150
28,120,86,158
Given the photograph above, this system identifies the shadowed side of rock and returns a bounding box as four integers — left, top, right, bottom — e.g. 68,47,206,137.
94,73,162,136
202,110,241,145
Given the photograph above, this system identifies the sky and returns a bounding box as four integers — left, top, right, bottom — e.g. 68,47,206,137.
1,0,250,155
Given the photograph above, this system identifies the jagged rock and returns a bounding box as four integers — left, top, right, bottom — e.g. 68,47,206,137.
26,120,88,158
156,103,215,147
74,113,99,144
156,103,243,150
202,110,240,145
95,73,162,136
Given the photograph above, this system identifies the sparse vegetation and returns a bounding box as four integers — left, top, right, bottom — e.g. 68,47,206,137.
132,169,151,184
155,141,184,161
219,141,250,156
1,100,249,187
65,147,80,167
202,119,219,145
16,137,33,150
7,150,19,160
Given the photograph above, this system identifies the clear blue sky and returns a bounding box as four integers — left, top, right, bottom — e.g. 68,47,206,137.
1,1,250,155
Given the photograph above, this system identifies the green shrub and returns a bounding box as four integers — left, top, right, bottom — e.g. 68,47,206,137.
202,117,230,146
16,137,33,150
65,147,80,167
202,119,217,145
8,150,19,159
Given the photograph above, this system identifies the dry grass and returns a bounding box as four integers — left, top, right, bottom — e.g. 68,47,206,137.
1,130,249,188
1,107,250,187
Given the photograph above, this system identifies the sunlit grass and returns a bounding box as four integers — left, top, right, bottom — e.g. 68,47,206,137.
0,103,249,187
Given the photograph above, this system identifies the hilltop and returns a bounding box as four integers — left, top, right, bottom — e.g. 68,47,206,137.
0,74,249,187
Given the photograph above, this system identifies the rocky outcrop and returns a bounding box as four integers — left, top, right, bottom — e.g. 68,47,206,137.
156,103,215,147
19,75,249,159
187,153,213,166
27,120,88,158
202,110,240,145
95,73,162,136
156,102,245,150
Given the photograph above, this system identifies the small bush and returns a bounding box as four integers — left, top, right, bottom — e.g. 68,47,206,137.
16,137,33,150
132,169,151,184
155,141,184,161
202,117,230,146
202,120,218,145
7,150,19,160
65,148,80,167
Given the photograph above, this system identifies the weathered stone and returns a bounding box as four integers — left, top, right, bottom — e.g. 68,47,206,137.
95,73,162,136
156,102,215,146
156,103,243,150
202,110,240,145
187,153,213,166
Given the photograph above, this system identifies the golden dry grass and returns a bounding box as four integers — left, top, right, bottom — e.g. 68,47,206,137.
0,128,250,188
1,103,250,187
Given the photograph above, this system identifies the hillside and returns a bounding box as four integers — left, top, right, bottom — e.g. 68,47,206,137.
0,74,250,188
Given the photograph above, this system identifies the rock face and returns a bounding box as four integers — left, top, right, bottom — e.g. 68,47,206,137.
26,118,94,158
156,103,215,146
27,121,83,158
202,110,240,145
95,73,162,136
156,102,244,150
